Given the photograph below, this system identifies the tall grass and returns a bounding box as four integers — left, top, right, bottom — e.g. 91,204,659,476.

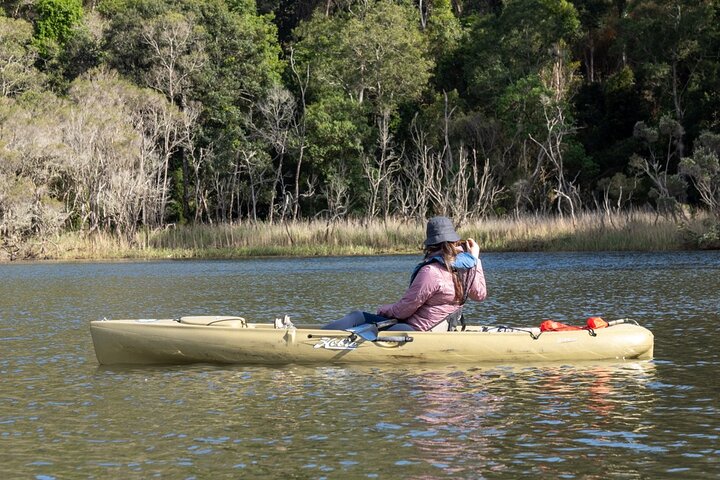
42,210,712,261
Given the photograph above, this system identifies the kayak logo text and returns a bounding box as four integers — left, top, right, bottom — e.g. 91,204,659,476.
313,337,358,350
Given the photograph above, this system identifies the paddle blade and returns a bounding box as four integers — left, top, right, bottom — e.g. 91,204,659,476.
346,323,380,341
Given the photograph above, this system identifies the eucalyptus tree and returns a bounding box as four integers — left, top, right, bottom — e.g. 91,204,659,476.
0,91,67,258
618,0,717,158
0,15,44,96
61,69,183,238
679,131,720,218
292,0,433,216
459,0,582,214
101,0,283,224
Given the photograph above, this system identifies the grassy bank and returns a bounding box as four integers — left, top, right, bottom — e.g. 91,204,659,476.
25,210,715,262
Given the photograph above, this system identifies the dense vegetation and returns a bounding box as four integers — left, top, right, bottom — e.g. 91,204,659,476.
1,0,719,259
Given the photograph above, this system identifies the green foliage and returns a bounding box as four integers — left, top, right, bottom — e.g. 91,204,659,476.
294,0,433,112
461,0,580,108
33,0,83,55
679,131,720,216
167,167,186,224
4,0,720,244
225,0,257,14
564,139,598,182
305,93,369,179
618,0,716,123
0,16,45,96
426,0,462,58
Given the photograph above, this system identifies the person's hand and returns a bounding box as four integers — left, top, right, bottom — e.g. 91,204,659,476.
465,238,480,258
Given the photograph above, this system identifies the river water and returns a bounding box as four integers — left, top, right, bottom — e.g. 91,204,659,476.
1,251,719,478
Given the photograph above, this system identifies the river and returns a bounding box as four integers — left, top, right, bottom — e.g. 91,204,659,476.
1,251,719,478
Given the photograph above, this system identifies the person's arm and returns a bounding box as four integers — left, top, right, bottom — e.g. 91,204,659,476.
464,238,487,301
453,251,477,269
376,265,440,319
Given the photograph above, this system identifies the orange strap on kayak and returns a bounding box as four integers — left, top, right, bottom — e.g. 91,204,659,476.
540,317,610,332
539,320,582,332
586,317,609,329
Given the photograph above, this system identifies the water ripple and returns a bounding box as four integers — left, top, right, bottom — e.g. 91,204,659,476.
1,253,720,478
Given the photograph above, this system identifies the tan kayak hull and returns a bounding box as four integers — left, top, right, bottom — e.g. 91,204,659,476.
90,317,654,366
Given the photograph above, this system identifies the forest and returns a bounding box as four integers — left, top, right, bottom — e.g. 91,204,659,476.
1,0,719,257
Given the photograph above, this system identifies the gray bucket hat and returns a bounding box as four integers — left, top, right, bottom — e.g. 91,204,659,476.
424,216,460,247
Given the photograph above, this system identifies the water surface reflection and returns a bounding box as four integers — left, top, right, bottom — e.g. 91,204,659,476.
2,252,720,478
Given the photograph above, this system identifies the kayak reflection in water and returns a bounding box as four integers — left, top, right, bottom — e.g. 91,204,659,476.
322,216,487,333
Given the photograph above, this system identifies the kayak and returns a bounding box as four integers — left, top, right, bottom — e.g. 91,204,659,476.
89,316,654,366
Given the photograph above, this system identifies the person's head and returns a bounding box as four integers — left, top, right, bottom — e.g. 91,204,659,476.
423,216,464,301
424,216,460,248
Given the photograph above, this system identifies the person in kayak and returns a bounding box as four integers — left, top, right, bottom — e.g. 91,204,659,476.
321,216,487,332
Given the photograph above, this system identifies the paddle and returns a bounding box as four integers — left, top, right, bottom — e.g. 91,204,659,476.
346,318,398,341
308,318,413,343
345,319,414,343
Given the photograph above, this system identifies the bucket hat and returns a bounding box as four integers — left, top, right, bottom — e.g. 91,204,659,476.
424,216,460,247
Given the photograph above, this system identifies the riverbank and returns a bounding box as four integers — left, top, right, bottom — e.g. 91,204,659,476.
9,210,715,262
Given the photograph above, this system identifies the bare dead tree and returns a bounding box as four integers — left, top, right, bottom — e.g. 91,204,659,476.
362,111,401,219
288,48,309,220
248,86,298,223
470,149,506,218
140,12,207,221
237,147,271,222
318,164,350,241
141,13,207,106
529,44,582,220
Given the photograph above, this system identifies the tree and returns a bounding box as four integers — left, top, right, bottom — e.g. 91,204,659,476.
33,0,83,55
102,0,283,224
572,0,616,84
459,0,582,214
679,131,720,217
629,115,688,217
55,69,184,238
303,92,369,214
619,0,716,158
0,92,66,259
293,0,433,215
461,0,580,109
0,15,44,96
529,43,583,218
247,85,298,222
295,1,432,109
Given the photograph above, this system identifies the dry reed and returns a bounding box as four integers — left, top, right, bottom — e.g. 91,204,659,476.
35,210,712,262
